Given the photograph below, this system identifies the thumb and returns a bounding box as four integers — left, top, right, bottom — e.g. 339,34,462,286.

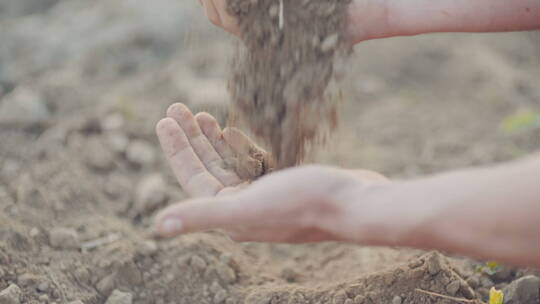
153,194,248,238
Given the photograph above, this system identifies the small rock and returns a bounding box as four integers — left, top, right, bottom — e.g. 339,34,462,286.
320,33,339,53
0,87,50,125
0,284,22,304
38,294,49,302
466,276,480,289
68,301,84,304
190,255,207,270
85,136,115,171
18,273,40,287
408,259,424,269
216,264,237,284
37,281,50,292
105,132,130,154
391,296,402,304
134,174,168,214
503,275,540,304
137,240,158,257
105,290,133,304
29,227,40,238
446,280,461,296
333,290,348,304
126,140,156,166
101,113,125,131
96,274,116,296
280,267,299,283
49,228,79,249
344,299,354,304
426,253,442,275
214,290,228,304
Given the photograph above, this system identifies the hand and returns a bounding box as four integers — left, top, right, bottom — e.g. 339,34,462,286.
156,103,271,198
196,0,393,44
155,104,389,242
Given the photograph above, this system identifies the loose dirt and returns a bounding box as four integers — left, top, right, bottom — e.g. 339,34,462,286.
227,0,351,169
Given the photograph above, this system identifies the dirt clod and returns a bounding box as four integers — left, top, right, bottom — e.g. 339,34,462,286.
49,227,80,250
0,284,21,304
503,275,540,304
227,0,351,169
105,290,133,304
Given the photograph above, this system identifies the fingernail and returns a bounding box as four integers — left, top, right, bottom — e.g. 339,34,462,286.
160,217,183,235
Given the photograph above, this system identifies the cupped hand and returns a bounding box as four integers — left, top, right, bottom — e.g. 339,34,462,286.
155,103,390,243
156,103,271,198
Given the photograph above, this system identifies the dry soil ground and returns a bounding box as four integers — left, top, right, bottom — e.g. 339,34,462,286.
1,1,540,304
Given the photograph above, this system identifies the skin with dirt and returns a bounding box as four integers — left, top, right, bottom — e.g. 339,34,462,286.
227,0,350,170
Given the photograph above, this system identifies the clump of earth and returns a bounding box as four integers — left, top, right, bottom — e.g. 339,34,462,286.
227,0,351,170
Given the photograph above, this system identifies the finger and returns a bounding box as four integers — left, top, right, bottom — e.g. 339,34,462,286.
201,0,222,27
154,195,247,237
167,104,241,186
196,112,235,160
156,117,223,197
213,0,241,36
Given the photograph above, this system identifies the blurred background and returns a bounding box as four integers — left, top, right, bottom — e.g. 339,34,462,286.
0,1,539,303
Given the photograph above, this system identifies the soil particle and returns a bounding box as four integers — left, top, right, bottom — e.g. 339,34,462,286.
391,295,402,304
446,280,461,295
0,86,50,125
227,0,351,169
48,227,80,250
84,136,115,171
126,140,156,167
96,274,116,296
503,275,540,304
133,174,168,215
105,290,133,304
0,284,21,304
425,252,442,275
190,254,208,270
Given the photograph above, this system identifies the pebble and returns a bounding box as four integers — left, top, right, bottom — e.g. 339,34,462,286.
38,294,49,302
214,290,228,304
391,296,402,304
101,113,125,131
49,227,80,249
503,275,540,304
216,264,237,284
0,284,22,304
105,132,129,154
37,281,50,292
105,290,133,304
137,240,158,257
320,33,339,53
68,301,85,304
190,255,207,270
446,280,461,295
134,174,168,214
0,87,50,125
126,140,156,166
84,137,115,171
17,273,40,287
96,274,116,296
426,254,442,275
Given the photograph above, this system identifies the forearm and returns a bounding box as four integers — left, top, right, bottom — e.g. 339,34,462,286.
349,155,540,266
350,0,540,43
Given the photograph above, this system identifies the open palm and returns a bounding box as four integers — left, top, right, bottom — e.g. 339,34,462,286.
156,103,271,198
